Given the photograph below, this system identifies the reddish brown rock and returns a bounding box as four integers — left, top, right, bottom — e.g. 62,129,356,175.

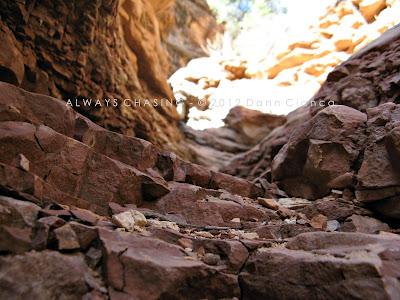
0,0,195,159
240,232,400,300
142,182,272,227
272,105,367,199
224,106,286,144
340,214,390,234
0,196,40,253
99,229,240,300
0,251,105,299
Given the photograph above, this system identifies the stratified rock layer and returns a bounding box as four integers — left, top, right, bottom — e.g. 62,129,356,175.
0,0,218,160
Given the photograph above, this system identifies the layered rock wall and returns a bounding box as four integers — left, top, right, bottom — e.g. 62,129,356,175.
0,0,218,160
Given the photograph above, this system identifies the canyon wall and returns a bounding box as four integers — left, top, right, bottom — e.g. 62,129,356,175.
0,0,218,160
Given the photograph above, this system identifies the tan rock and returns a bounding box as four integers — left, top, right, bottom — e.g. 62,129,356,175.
258,198,280,211
309,214,328,230
54,224,80,250
112,210,147,232
147,219,180,231
359,0,387,22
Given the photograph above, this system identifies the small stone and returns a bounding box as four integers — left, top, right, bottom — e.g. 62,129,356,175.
17,154,30,172
309,214,328,230
297,218,308,225
231,218,241,223
326,220,340,232
202,253,220,266
178,238,193,249
284,218,297,225
258,198,280,210
54,224,80,250
111,210,147,232
239,232,259,240
195,231,214,239
147,219,179,231
85,247,102,268
70,208,101,225
278,198,312,210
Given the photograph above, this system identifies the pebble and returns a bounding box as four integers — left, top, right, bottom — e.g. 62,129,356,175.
326,220,340,232
202,253,220,266
258,198,280,210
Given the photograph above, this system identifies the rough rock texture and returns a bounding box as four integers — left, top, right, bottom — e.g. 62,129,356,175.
267,0,399,86
0,0,218,160
240,232,400,300
1,1,400,298
183,106,286,170
224,26,400,221
164,0,221,73
1,81,398,299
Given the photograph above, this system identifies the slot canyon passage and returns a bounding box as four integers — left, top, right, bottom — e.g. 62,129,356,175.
0,0,400,299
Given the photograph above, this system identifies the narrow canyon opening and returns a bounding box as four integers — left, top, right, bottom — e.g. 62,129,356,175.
0,0,399,299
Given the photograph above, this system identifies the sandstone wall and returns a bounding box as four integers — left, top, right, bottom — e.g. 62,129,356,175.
0,0,218,160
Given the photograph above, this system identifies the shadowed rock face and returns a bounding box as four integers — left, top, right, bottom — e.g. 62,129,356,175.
0,0,218,160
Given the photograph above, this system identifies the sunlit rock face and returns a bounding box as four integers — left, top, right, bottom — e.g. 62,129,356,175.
169,0,399,130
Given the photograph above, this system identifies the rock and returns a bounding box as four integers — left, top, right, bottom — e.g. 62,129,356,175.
147,219,180,231
202,253,220,266
0,196,40,253
239,232,400,299
309,214,328,230
0,0,206,159
223,106,286,144
112,210,148,232
0,23,24,85
258,198,280,210
326,220,340,232
54,224,80,250
359,0,387,22
99,229,240,299
69,222,98,250
70,208,101,226
277,198,313,210
272,105,367,200
165,0,220,72
16,154,30,172
0,251,104,299
0,196,40,227
340,215,390,234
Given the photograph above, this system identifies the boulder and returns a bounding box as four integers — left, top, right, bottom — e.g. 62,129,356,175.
99,229,240,300
240,232,400,300
0,251,105,299
272,105,367,199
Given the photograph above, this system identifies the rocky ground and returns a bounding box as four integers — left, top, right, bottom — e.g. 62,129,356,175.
0,0,400,299
0,81,399,299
